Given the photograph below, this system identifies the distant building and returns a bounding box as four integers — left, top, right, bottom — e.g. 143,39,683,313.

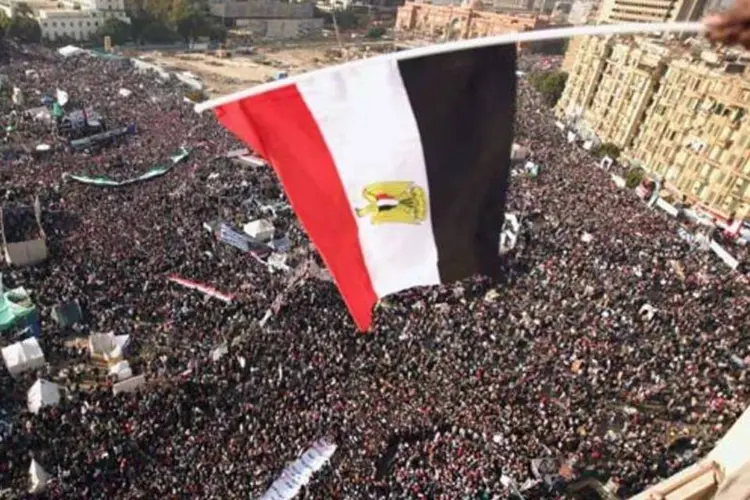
566,0,596,24
34,0,129,42
396,1,547,41
490,0,535,13
209,0,323,38
597,0,707,23
38,9,128,41
557,37,668,146
627,52,750,219
557,35,750,220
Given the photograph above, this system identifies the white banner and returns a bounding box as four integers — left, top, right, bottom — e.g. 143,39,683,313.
260,439,336,500
710,240,740,270
655,198,679,217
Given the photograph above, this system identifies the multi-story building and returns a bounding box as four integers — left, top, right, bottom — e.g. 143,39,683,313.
395,0,547,41
627,53,750,219
38,9,128,41
597,0,707,23
566,0,597,24
490,0,536,13
556,35,663,145
209,0,323,38
558,35,750,219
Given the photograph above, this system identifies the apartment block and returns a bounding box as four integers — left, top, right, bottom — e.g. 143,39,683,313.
597,0,707,23
627,55,750,218
556,37,667,146
558,33,750,219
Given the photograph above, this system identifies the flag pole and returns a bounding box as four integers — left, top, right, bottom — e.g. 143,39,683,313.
195,21,704,114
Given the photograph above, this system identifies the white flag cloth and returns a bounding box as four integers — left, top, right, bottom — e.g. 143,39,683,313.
259,439,336,500
56,89,69,106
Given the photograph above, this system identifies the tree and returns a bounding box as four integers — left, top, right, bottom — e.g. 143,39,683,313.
530,71,568,107
625,166,646,189
139,20,180,43
14,2,34,18
7,16,41,43
365,26,386,39
0,11,9,40
594,142,621,159
94,17,131,45
170,0,212,42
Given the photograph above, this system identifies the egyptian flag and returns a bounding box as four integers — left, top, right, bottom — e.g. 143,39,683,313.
212,45,517,330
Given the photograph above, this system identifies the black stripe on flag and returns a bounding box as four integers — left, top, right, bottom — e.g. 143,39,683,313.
397,44,517,283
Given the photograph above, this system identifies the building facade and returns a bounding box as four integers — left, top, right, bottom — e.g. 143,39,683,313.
558,36,750,219
38,6,128,41
627,55,750,218
597,0,706,23
209,0,314,20
566,0,596,24
395,1,546,40
490,0,535,13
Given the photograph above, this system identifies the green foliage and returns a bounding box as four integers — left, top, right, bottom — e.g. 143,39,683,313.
529,71,568,107
206,22,227,42
625,166,646,189
14,2,34,17
365,26,386,39
317,8,360,30
95,17,131,45
139,20,180,43
0,11,9,40
594,142,621,159
7,16,41,43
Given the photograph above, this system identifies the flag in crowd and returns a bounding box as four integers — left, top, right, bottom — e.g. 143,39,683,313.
210,45,518,330
218,223,250,252
167,275,235,303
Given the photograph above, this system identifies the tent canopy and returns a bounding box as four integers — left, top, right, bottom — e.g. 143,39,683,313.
2,337,44,376
0,287,36,332
27,379,60,414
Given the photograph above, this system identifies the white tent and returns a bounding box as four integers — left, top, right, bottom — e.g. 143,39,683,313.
58,45,84,58
29,459,50,494
113,374,145,395
243,219,274,241
108,360,133,381
88,332,130,362
2,338,45,377
27,379,60,414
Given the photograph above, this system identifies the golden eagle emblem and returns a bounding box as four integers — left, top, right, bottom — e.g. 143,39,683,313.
355,181,427,225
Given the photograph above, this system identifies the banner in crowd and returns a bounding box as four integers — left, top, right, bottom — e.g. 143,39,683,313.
167,275,235,303
260,438,337,500
218,223,249,252
710,240,740,270
65,148,190,187
655,198,679,217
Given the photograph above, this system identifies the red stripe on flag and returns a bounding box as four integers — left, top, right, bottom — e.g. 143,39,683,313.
214,84,377,330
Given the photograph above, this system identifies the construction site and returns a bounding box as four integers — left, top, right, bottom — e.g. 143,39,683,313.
130,39,400,97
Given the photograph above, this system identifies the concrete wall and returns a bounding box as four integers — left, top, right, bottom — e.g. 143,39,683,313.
209,0,314,20
235,17,323,38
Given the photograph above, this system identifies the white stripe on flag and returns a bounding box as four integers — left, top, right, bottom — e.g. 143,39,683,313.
297,59,440,298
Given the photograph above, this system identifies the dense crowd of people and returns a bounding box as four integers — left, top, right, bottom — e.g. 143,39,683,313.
0,40,748,499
